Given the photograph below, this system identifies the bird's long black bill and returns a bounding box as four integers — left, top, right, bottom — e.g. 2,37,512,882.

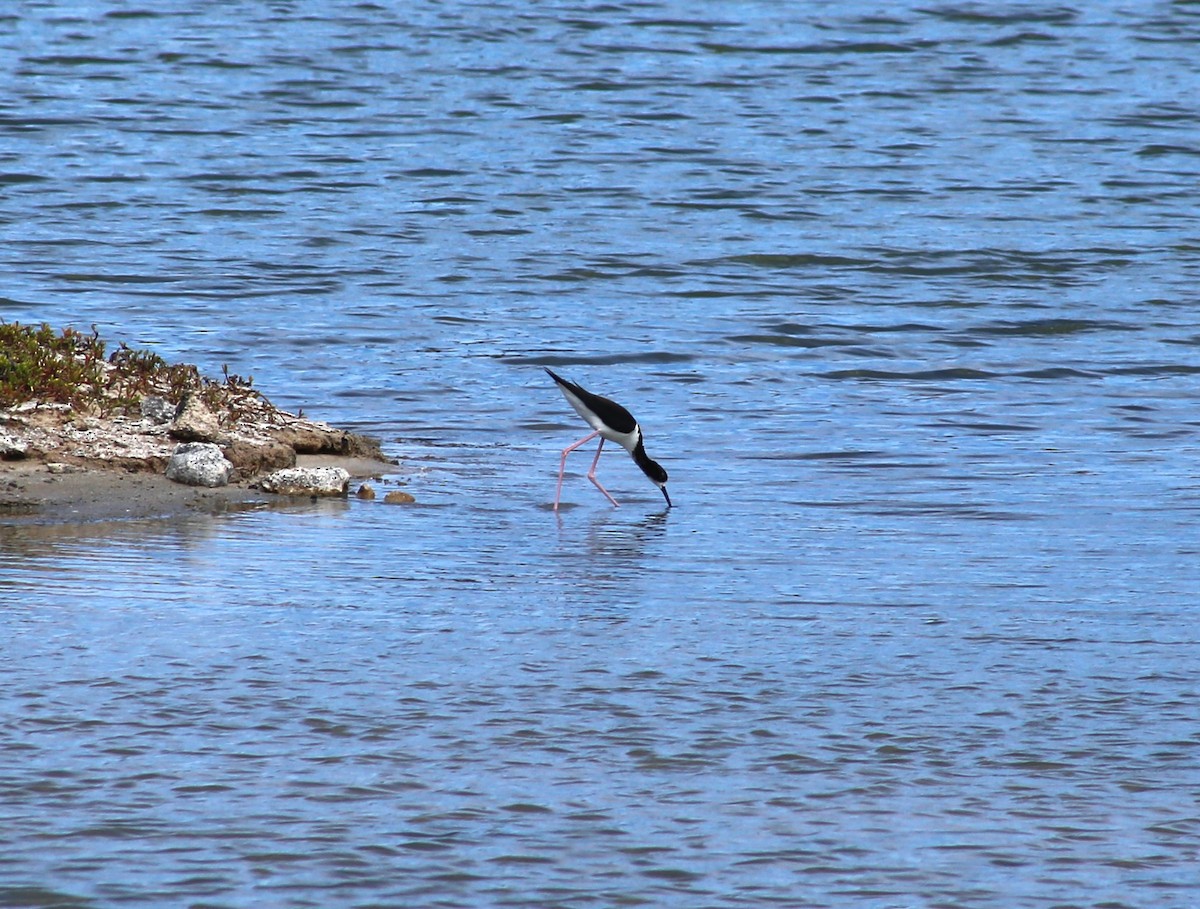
661,486,672,508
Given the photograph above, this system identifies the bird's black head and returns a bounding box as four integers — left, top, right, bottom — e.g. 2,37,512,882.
632,436,671,507
644,459,670,507
642,458,667,484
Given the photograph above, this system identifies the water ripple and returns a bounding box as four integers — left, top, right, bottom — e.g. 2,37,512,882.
4,1,1200,906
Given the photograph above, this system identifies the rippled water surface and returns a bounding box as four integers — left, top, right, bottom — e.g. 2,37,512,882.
3,2,1200,907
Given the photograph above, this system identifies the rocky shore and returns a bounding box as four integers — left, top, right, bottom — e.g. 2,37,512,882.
0,325,398,523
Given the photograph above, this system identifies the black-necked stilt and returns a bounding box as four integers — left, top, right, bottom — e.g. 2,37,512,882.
545,367,671,510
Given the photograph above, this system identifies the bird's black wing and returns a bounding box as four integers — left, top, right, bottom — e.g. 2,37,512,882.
544,367,638,434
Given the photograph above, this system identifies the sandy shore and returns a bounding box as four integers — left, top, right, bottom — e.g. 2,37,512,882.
1,332,404,524
0,454,395,524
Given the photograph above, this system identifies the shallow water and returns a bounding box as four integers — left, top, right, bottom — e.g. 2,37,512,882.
3,2,1200,907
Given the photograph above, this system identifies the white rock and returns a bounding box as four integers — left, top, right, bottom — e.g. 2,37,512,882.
0,427,28,459
169,392,222,442
165,442,234,487
141,395,176,424
259,466,350,497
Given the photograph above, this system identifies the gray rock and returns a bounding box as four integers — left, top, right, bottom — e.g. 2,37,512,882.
259,466,350,497
0,427,28,459
140,395,176,424
169,392,222,442
165,442,234,487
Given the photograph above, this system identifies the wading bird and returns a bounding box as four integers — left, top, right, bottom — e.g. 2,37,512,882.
545,367,671,510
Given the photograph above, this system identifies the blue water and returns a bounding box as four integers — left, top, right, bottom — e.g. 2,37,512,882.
3,3,1200,907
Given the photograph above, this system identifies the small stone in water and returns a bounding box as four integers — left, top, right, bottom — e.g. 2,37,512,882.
260,466,350,497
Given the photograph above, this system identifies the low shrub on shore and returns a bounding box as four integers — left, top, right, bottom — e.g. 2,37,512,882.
0,322,264,417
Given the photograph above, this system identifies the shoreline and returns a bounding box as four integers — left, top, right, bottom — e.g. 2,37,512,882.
1,324,403,524
1,454,396,525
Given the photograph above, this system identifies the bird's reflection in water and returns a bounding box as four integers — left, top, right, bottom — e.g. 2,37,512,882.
583,507,670,561
549,503,672,605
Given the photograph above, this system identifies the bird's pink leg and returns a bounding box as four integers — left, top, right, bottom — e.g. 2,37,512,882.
586,438,620,507
555,430,601,510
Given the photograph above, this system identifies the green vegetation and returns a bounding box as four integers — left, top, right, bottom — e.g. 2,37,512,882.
0,321,263,416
